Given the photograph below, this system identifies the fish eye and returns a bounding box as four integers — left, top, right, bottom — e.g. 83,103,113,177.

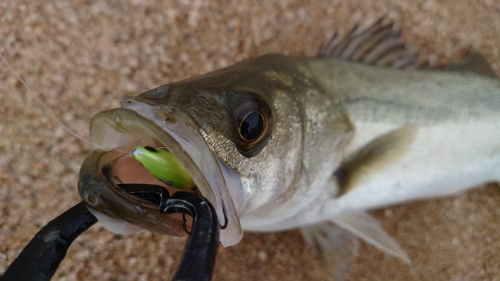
227,89,273,157
239,111,265,141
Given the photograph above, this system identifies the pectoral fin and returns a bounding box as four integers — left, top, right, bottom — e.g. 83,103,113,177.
335,126,417,195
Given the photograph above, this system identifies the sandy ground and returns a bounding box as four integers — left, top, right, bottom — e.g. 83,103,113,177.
1,0,500,280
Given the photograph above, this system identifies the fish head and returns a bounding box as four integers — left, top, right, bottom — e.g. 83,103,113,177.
78,54,305,246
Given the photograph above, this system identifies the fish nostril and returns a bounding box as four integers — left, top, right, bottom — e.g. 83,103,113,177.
161,112,176,123
122,97,134,104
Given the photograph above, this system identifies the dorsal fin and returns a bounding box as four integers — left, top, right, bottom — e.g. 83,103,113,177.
446,52,499,78
318,18,420,69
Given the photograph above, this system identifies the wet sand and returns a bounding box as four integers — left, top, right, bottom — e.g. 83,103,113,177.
1,0,500,280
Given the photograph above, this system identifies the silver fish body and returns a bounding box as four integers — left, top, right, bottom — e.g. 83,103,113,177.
244,57,500,231
78,21,500,262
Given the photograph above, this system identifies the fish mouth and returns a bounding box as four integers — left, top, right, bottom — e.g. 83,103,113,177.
78,108,243,247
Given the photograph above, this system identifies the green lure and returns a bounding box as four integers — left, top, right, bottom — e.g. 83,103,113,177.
132,146,195,190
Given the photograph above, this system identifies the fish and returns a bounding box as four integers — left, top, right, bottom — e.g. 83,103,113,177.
76,18,500,272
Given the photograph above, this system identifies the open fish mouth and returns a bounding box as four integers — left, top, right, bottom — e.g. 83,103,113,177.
78,107,243,246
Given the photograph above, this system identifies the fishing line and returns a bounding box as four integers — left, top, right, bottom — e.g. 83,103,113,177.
0,52,130,154
0,53,93,145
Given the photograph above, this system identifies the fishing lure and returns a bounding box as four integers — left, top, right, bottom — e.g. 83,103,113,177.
132,146,195,190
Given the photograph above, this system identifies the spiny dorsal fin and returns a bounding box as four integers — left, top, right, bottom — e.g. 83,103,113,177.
446,52,499,78
318,18,420,69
